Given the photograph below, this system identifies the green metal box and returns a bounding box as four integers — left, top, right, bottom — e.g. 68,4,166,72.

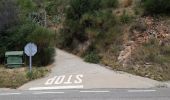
5,51,24,68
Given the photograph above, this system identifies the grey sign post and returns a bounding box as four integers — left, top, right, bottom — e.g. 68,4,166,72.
24,43,37,72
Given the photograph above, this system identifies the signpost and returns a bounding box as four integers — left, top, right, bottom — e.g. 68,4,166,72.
24,43,37,72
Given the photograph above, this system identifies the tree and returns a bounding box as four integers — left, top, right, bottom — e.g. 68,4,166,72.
17,0,47,27
59,0,101,48
0,0,19,32
66,0,100,20
0,0,55,66
0,0,19,63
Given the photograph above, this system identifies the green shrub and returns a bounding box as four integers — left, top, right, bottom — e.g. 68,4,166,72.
101,0,118,8
84,52,100,63
17,0,35,13
142,0,170,15
58,0,119,49
81,10,116,32
120,11,133,24
2,21,56,66
45,0,69,24
66,0,101,20
46,1,58,15
0,0,56,66
27,26,55,66
6,21,36,49
95,10,116,31
58,0,102,48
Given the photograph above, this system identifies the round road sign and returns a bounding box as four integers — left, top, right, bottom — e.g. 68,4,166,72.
24,43,37,56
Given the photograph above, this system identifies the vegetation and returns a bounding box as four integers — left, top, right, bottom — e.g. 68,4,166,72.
128,39,170,81
55,0,170,81
27,26,55,66
0,0,19,63
1,0,170,82
26,67,50,80
0,0,55,66
57,0,122,56
0,66,50,88
120,11,133,24
142,0,170,15
84,52,100,64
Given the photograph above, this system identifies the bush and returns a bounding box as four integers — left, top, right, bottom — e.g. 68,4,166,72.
84,52,100,63
142,0,170,15
17,0,35,13
94,10,117,31
66,0,101,20
1,21,56,66
45,0,69,25
58,0,103,48
120,11,133,24
101,0,118,8
0,0,56,66
27,26,55,66
81,10,116,32
6,20,36,49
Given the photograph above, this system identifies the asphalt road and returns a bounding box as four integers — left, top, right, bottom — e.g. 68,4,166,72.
0,88,170,100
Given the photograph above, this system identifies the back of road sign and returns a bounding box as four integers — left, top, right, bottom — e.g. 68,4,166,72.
24,43,37,56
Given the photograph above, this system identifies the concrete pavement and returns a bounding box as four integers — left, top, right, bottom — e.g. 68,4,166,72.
19,49,164,90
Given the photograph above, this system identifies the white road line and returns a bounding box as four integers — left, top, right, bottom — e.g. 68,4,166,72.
29,85,83,91
80,91,110,93
128,90,156,93
33,92,64,95
0,93,21,96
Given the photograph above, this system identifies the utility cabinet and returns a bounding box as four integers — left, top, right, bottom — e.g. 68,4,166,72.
5,51,24,68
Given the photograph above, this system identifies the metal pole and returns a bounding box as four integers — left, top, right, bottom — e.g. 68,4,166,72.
29,56,32,73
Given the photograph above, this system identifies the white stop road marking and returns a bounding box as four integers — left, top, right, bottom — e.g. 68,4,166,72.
45,74,83,85
29,74,84,90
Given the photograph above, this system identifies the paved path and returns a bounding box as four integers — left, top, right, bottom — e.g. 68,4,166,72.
19,49,162,90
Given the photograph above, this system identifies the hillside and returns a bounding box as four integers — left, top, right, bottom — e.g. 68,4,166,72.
1,0,170,81
45,0,170,81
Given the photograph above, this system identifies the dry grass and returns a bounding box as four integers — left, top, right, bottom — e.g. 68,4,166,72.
100,37,170,81
124,39,170,81
0,66,50,89
120,0,133,7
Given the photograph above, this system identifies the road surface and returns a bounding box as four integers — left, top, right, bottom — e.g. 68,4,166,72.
19,49,164,90
0,88,170,100
1,49,170,100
